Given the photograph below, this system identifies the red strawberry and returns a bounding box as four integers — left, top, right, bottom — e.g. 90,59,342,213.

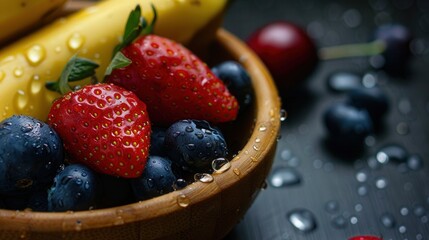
45,55,151,178
48,83,151,178
106,34,239,126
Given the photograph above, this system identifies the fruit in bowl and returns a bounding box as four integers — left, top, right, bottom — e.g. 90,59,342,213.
0,0,281,239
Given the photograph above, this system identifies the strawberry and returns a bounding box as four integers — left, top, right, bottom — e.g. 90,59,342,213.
105,6,239,126
46,56,151,178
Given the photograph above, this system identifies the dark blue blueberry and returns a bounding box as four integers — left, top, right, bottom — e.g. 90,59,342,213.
149,126,167,156
347,87,389,123
0,115,64,196
98,174,134,208
373,23,412,75
323,103,374,148
131,156,177,200
48,164,99,212
164,120,229,172
212,61,253,109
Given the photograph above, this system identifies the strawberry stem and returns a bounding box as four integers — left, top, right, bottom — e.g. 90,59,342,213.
318,40,386,60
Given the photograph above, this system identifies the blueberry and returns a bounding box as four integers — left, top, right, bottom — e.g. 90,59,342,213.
373,23,412,75
131,156,178,200
150,126,167,156
347,87,389,124
164,119,229,172
27,190,49,211
48,164,99,212
323,103,374,148
98,174,134,208
212,61,253,109
0,115,64,196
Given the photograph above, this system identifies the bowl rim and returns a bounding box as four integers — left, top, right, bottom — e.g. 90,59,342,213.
0,28,281,232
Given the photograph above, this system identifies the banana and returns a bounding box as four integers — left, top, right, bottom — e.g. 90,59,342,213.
0,0,69,46
0,0,228,122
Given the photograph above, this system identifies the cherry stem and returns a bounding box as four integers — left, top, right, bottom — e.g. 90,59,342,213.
318,40,386,60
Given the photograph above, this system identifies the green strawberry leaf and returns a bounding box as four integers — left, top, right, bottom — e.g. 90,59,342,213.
69,57,99,81
111,4,157,58
104,51,132,76
46,55,99,94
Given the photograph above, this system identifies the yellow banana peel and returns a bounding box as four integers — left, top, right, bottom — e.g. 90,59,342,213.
0,0,228,122
0,0,68,46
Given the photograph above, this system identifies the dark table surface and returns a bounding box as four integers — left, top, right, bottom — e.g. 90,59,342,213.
222,0,429,239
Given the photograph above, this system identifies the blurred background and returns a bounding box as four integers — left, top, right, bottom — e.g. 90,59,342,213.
222,0,429,239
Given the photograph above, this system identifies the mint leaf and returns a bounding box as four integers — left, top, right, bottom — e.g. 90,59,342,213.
104,52,132,76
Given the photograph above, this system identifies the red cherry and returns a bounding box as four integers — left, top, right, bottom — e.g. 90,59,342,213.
348,235,383,240
246,21,318,90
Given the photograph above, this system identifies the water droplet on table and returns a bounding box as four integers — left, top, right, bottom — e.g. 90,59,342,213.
287,209,317,232
327,71,362,93
367,156,383,170
362,72,378,88
325,200,340,213
398,225,407,234
400,206,409,216
376,144,409,163
354,203,363,212
357,184,370,196
407,154,423,171
343,9,362,28
413,205,425,217
280,149,293,161
375,177,388,189
280,109,287,121
396,122,409,135
380,212,396,228
313,159,323,169
332,215,348,229
269,167,302,188
398,98,412,115
356,170,368,182
350,216,359,224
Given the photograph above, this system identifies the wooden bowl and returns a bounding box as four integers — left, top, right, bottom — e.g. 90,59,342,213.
0,29,281,240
